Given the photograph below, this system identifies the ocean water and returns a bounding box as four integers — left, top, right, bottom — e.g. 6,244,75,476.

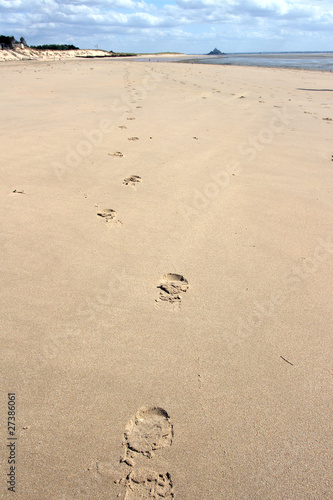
183,52,333,72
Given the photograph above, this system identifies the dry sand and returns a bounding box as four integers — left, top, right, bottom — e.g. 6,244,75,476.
1,58,332,499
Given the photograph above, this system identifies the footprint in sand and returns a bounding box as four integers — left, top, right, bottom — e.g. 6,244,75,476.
124,469,174,499
128,137,139,141
127,117,136,121
157,274,189,304
120,407,174,499
118,125,127,129
97,209,121,225
122,407,173,462
108,151,123,157
123,175,141,186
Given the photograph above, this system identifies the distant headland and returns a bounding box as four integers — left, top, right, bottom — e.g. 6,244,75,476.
207,48,226,56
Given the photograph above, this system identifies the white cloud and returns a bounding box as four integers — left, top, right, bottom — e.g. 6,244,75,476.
0,0,332,52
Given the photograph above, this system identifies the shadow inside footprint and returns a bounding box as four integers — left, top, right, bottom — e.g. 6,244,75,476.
108,151,123,157
158,274,189,304
123,175,141,186
97,209,120,224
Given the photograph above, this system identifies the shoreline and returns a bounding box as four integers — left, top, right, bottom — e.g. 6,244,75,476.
178,59,333,73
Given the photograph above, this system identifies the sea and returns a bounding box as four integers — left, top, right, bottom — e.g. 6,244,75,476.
181,52,333,72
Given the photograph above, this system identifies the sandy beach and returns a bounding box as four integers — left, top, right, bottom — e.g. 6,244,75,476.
1,58,332,499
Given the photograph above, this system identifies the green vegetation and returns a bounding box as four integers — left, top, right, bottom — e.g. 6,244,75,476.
0,36,137,57
0,35,28,48
0,35,16,49
76,51,137,59
110,51,137,56
30,44,79,50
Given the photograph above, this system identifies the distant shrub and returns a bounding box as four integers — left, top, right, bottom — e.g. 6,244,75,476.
0,35,16,49
112,52,137,57
30,44,79,51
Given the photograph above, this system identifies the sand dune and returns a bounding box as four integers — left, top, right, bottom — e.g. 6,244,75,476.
0,47,123,62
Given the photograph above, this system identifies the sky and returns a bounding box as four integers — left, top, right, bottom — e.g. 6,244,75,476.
0,0,332,54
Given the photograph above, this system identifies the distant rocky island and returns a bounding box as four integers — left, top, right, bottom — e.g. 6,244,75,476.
207,48,226,56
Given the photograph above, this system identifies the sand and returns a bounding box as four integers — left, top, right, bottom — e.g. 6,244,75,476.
0,48,122,62
1,58,332,499
0,48,191,63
